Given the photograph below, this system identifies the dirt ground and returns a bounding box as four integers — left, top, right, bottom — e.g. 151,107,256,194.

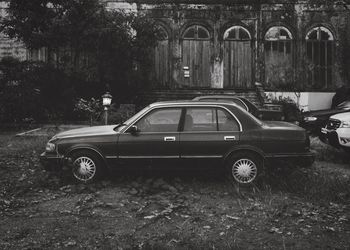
0,130,350,249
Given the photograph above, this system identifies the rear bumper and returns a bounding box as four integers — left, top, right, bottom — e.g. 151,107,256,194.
265,152,315,167
40,152,65,171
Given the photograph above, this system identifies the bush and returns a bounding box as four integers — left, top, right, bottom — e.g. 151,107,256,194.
74,98,102,125
271,97,301,122
0,57,44,122
0,58,91,123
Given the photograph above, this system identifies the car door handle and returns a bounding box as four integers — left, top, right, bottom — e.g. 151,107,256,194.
164,136,176,142
224,136,236,141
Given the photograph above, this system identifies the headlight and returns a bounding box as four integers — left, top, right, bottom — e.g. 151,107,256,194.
45,142,56,152
304,116,317,122
340,121,350,128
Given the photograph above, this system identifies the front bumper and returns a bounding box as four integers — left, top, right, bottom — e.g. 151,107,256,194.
320,128,350,149
40,152,65,171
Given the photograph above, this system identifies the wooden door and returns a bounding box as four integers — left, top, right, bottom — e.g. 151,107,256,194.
223,40,252,89
154,40,170,87
182,40,211,87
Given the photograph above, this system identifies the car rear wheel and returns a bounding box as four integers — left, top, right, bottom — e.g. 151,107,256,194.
70,150,103,183
227,152,262,185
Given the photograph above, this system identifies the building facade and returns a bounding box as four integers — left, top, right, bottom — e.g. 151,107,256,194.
103,0,350,93
1,1,350,95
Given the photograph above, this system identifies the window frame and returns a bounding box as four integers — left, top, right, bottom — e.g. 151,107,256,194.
223,26,251,41
182,25,210,40
155,25,169,41
305,26,335,89
265,26,293,41
264,26,295,87
306,26,334,41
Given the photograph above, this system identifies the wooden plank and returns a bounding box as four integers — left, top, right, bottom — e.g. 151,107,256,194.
203,41,211,87
190,40,196,86
153,40,169,87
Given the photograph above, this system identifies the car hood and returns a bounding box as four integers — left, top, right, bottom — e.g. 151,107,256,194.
53,125,118,139
262,121,303,131
330,112,350,121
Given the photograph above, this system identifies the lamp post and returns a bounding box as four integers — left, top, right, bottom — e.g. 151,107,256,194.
102,92,112,125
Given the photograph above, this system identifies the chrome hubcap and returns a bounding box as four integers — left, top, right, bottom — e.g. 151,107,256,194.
232,158,257,184
73,156,96,181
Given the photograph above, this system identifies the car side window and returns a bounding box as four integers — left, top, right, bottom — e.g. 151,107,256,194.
217,108,240,131
135,108,182,132
184,108,217,132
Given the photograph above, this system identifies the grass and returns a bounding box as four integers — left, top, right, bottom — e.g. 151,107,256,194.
310,136,350,164
1,131,350,204
1,132,350,249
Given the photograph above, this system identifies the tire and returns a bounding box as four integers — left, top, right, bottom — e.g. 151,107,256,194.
70,150,104,183
226,152,263,185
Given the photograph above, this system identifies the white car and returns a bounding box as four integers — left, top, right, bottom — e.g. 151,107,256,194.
320,112,350,151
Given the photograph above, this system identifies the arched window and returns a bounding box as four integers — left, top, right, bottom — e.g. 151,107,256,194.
264,26,294,89
183,25,210,40
181,25,211,87
224,26,251,40
306,26,334,89
223,26,252,88
152,25,170,87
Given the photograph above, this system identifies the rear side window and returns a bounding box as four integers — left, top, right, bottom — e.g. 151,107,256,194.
184,108,217,131
217,109,240,131
183,107,240,132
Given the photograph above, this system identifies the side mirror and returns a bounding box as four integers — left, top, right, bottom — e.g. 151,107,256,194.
128,125,139,135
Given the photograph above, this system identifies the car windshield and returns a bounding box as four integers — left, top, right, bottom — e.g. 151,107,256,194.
337,101,350,110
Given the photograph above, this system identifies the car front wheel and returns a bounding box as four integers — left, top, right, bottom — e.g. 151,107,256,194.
227,152,262,185
70,150,103,183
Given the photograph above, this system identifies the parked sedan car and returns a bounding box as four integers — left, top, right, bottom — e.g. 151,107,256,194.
319,112,350,152
40,101,314,184
300,101,350,134
192,95,284,121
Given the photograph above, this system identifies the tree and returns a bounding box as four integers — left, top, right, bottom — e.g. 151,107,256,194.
1,0,159,103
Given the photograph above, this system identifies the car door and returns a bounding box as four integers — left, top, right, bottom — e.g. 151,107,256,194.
117,107,182,164
179,106,241,162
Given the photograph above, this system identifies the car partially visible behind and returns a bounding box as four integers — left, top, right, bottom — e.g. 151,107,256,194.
319,112,350,152
193,95,284,121
300,101,350,134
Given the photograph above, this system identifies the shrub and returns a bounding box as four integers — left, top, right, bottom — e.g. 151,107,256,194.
0,58,80,122
271,97,302,122
74,98,102,125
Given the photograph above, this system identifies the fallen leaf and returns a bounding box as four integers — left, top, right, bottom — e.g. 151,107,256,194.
226,215,240,220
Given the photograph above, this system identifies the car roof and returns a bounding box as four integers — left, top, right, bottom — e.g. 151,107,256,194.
148,100,241,108
193,95,253,103
193,95,242,100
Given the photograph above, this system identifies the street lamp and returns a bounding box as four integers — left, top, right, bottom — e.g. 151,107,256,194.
102,92,112,125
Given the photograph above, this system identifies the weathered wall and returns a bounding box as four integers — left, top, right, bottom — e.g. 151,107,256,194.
102,1,350,91
1,0,349,91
